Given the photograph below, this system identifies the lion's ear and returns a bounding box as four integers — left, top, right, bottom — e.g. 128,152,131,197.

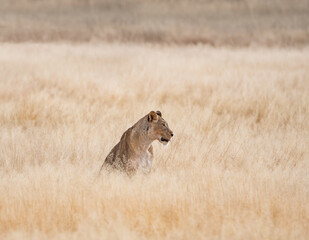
148,111,158,122
156,111,162,117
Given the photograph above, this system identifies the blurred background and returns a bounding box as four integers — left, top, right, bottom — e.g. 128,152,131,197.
1,0,309,47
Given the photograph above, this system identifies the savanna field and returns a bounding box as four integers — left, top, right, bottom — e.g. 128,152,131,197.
0,43,308,239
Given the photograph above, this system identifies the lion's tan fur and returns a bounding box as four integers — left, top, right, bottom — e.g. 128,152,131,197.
100,111,173,175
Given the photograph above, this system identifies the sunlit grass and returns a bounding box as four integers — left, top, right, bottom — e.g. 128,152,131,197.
0,43,308,239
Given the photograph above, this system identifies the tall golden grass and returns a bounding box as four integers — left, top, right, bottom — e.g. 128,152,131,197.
0,43,308,239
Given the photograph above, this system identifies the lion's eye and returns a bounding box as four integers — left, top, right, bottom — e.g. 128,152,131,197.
162,123,167,127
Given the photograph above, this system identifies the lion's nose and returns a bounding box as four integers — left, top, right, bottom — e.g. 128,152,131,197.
171,133,174,137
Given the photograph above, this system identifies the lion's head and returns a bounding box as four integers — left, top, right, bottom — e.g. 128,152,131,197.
147,111,174,145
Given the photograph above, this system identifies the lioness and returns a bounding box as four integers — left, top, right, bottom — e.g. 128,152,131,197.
100,111,173,176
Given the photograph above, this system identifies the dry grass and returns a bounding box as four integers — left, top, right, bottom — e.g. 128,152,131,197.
0,43,309,239
1,0,309,46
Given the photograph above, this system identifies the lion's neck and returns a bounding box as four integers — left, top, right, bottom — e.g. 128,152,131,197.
131,130,153,153
129,119,153,154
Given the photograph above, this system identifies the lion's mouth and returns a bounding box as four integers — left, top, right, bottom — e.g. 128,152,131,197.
160,137,170,145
